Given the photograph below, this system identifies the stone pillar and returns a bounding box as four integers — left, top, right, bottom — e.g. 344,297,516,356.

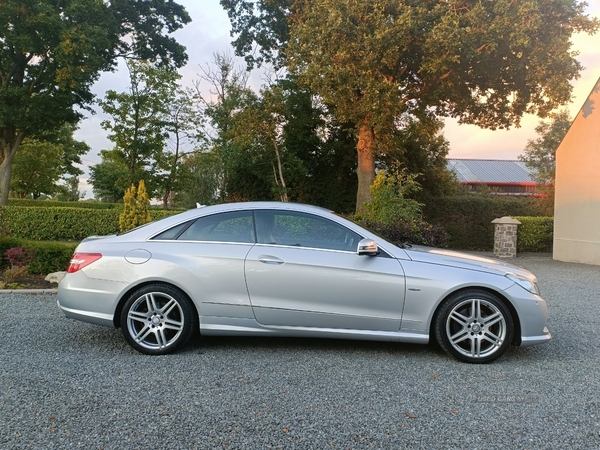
491,216,521,258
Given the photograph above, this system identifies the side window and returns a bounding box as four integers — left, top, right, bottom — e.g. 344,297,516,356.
155,211,254,243
255,210,362,251
151,221,193,240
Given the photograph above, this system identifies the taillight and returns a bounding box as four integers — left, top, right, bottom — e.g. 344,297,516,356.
67,253,102,273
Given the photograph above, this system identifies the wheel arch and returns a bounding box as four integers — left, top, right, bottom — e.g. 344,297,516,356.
428,286,522,346
113,281,199,329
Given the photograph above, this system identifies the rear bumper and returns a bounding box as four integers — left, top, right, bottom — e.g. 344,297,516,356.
57,271,128,328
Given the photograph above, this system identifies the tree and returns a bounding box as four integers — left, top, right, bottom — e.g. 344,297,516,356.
89,153,131,203
0,0,191,205
195,53,270,202
155,86,200,209
222,0,598,211
10,123,89,199
10,139,61,199
520,110,572,186
95,60,182,199
379,115,457,201
519,109,572,214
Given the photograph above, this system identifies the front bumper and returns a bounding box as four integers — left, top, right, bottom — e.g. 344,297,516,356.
504,283,551,347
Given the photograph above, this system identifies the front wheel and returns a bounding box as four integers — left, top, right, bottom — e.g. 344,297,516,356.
435,290,514,363
120,284,197,355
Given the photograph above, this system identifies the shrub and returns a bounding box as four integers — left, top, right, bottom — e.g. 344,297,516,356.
120,181,152,232
0,238,77,274
362,168,423,225
513,216,554,252
4,247,35,267
3,265,30,281
355,218,449,248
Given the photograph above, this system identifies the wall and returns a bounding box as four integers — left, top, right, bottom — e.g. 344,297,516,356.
554,77,600,265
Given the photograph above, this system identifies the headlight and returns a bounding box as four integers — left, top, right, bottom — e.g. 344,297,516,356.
506,274,540,295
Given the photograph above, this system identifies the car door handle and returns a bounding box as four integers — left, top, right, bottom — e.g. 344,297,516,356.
257,255,285,265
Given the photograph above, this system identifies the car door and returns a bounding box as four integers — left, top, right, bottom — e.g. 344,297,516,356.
150,210,255,316
245,209,406,332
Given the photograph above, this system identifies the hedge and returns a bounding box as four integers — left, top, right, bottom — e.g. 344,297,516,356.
7,198,119,209
513,216,554,252
0,237,77,274
423,196,541,250
1,206,182,241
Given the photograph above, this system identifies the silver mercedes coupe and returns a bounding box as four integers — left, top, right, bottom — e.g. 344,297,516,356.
57,202,551,363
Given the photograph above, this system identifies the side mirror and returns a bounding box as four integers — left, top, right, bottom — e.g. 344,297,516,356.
357,239,379,256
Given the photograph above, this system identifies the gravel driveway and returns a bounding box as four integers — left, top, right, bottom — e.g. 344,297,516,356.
1,256,599,449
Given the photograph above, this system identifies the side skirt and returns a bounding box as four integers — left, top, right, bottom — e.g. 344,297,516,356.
199,316,429,344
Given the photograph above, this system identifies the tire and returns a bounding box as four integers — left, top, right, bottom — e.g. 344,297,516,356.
120,284,197,355
435,289,514,363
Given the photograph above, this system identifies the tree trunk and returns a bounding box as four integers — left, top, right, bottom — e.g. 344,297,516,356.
0,131,26,206
271,138,289,202
355,124,376,213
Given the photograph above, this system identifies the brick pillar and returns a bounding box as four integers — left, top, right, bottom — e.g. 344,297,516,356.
491,216,521,258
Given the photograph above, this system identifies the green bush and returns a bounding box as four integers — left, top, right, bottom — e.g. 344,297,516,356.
0,238,77,274
1,206,181,241
362,169,423,224
423,196,541,250
513,216,554,252
354,218,449,248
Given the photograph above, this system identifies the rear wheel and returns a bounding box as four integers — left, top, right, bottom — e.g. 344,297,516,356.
435,290,513,363
120,284,197,355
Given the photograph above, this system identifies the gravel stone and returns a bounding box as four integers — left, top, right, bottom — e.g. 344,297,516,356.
1,255,599,449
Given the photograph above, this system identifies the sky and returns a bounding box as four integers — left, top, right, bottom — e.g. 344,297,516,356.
74,0,600,198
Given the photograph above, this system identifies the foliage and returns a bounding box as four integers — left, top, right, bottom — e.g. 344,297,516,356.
0,237,77,274
379,116,458,201
513,216,554,253
356,218,449,248
94,61,184,200
10,123,89,199
222,0,598,209
156,89,200,209
89,156,131,203
3,265,30,282
0,0,191,205
119,181,152,233
0,206,179,241
6,199,119,209
195,56,357,211
361,168,423,225
519,109,572,215
4,247,35,267
423,195,542,250
194,53,266,203
175,151,224,208
520,110,572,185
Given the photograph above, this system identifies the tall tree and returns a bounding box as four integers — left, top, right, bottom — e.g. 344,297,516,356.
195,53,270,202
94,60,181,199
222,0,598,211
0,0,191,205
155,86,199,209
